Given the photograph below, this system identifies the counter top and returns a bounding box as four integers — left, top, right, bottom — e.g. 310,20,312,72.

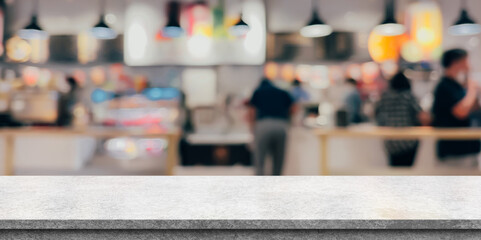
0,127,180,138
1,176,481,230
187,133,253,145
314,126,481,139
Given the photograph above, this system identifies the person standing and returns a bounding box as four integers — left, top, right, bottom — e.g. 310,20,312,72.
56,76,80,127
291,79,310,103
248,78,294,175
432,49,480,167
376,72,427,167
343,78,363,124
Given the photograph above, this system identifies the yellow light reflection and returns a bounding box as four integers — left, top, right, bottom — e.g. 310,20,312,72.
29,38,49,64
77,31,98,64
402,1,442,62
6,36,31,63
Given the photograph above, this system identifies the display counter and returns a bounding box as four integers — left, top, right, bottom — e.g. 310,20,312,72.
0,127,181,176
1,176,481,239
182,133,252,167
314,126,481,175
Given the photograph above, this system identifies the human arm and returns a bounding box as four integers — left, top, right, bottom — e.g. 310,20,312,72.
246,92,258,131
247,106,256,131
452,79,478,120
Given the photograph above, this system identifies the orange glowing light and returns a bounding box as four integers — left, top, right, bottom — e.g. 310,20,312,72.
280,64,295,82
134,75,148,93
264,62,279,80
90,67,106,86
22,66,40,87
368,30,403,63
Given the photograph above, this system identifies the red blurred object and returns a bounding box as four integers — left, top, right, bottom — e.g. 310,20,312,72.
155,31,171,41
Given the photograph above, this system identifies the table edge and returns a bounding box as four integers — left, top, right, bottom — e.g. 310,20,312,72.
1,219,481,230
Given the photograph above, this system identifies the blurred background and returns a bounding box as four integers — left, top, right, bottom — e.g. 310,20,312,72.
0,0,480,176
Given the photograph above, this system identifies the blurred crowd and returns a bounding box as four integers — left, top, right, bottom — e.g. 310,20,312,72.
248,48,481,175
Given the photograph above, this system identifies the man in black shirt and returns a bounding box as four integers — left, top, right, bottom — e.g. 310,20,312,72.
432,49,480,166
248,78,294,175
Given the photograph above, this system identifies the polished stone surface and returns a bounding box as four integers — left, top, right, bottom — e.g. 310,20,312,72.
1,176,481,229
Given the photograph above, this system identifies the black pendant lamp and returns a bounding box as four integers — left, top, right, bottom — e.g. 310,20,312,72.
448,0,481,36
300,0,332,38
18,0,48,40
229,0,250,37
229,15,250,37
90,0,117,40
374,0,405,36
162,1,184,38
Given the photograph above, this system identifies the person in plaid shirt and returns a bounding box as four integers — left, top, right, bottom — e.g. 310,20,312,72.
376,72,429,167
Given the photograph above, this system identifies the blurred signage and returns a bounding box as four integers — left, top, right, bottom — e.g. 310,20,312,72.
267,32,355,62
124,0,266,66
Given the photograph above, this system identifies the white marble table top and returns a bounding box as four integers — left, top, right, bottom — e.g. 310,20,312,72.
1,176,481,229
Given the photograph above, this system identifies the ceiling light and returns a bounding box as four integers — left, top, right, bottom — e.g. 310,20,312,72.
449,0,481,36
91,16,117,40
229,15,250,37
374,0,405,36
162,1,184,38
300,0,332,38
18,0,48,40
90,0,117,39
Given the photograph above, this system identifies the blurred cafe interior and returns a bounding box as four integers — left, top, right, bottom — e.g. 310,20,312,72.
1,0,481,176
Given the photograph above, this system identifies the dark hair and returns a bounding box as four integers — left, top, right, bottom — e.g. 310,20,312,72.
346,78,357,86
259,77,272,88
292,79,301,86
66,76,78,89
390,72,411,91
441,48,468,68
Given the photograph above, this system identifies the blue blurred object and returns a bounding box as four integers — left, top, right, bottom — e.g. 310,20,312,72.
90,22,117,40
163,26,184,38
143,88,180,101
91,88,115,104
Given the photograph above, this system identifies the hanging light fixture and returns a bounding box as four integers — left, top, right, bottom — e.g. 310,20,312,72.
90,0,117,40
448,0,481,36
162,1,184,38
229,15,250,37
374,0,405,36
18,0,48,40
229,0,250,37
300,0,332,38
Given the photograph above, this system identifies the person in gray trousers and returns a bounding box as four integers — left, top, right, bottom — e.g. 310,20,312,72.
248,78,295,175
